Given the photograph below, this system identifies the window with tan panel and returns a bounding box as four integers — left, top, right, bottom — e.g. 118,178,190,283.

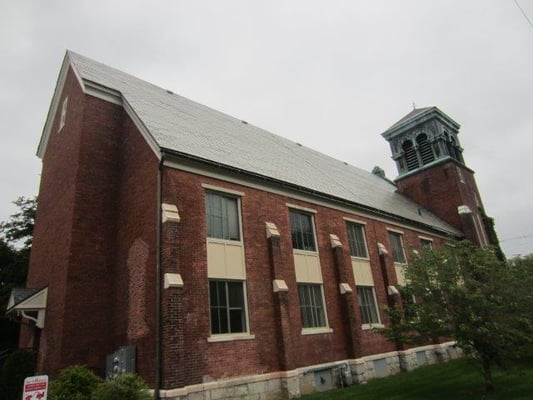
289,208,330,331
205,189,250,337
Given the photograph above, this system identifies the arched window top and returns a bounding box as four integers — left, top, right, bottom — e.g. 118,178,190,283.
402,139,414,151
416,133,428,144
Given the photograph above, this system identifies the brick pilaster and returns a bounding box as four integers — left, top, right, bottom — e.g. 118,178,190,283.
266,223,294,371
330,235,361,358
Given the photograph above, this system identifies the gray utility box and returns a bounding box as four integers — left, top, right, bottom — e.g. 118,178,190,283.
106,345,136,378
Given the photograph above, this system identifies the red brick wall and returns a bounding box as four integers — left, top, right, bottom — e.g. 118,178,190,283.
27,66,159,381
29,66,453,387
26,67,89,374
396,161,482,235
160,167,448,387
112,115,158,385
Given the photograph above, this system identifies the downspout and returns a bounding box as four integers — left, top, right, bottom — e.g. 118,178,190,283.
155,154,164,399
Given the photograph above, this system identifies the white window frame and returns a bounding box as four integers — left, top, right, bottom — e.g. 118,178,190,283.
419,236,433,250
205,190,243,242
289,209,318,253
345,220,369,259
356,285,382,329
388,230,407,264
207,279,254,341
297,283,332,334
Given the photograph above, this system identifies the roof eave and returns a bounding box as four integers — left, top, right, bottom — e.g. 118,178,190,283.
382,107,461,140
161,147,462,239
37,51,162,161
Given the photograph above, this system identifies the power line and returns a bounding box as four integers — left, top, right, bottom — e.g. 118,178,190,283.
513,0,533,31
500,233,533,242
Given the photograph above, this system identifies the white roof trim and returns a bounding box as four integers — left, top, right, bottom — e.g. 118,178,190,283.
122,97,161,160
7,287,48,312
37,53,75,159
83,79,122,105
37,51,162,161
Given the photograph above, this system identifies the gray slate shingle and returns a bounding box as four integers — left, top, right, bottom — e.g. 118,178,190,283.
67,51,460,236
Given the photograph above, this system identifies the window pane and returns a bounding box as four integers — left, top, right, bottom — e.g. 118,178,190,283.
209,281,228,334
298,284,326,328
228,281,244,308
290,210,316,251
389,232,406,263
229,309,244,332
346,222,368,258
209,280,247,334
357,286,379,324
206,192,240,241
420,239,433,250
226,198,240,240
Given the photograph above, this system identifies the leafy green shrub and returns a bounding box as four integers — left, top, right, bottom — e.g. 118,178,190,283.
49,365,102,400
92,373,151,400
0,349,36,400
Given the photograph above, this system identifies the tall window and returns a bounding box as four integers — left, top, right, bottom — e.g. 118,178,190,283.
357,286,380,325
389,231,406,263
206,191,240,240
346,222,368,258
290,210,316,251
209,280,247,334
298,284,326,328
420,238,433,250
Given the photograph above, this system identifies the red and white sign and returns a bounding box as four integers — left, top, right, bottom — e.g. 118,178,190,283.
22,375,48,400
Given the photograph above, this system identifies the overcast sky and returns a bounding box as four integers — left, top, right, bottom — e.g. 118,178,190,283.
1,1,532,257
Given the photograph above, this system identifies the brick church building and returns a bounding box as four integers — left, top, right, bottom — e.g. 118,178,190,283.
8,51,496,399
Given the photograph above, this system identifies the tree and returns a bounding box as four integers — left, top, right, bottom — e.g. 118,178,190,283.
0,350,36,400
48,365,102,400
0,197,37,349
0,196,37,250
384,241,533,391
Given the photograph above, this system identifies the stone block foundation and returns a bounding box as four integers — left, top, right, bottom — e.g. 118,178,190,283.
158,342,460,399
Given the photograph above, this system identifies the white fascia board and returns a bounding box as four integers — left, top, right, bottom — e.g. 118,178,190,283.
37,51,161,161
83,80,122,105
7,287,48,313
37,52,78,159
162,157,458,240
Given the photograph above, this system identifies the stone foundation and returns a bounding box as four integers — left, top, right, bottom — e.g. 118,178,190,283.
158,342,460,399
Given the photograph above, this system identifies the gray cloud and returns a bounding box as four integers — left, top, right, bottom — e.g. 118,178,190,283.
1,0,532,256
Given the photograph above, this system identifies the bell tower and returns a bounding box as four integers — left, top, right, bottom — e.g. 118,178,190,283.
382,106,495,248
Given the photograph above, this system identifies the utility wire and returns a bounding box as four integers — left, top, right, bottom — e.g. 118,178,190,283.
500,233,533,242
513,0,533,31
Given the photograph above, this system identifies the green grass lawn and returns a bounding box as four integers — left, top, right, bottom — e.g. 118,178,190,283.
300,357,533,400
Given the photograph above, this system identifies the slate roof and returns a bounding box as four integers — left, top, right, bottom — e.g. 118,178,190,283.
59,51,460,236
7,288,40,310
387,107,433,130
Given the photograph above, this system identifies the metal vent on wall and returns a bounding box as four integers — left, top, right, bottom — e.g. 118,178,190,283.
106,345,136,378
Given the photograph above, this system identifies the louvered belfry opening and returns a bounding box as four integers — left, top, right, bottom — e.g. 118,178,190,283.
402,140,419,171
416,133,435,165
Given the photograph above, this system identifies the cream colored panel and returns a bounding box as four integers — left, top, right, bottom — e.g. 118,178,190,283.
306,254,322,283
207,240,246,279
207,241,226,278
225,242,246,279
294,251,322,283
352,259,374,286
395,264,406,286
294,253,307,282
